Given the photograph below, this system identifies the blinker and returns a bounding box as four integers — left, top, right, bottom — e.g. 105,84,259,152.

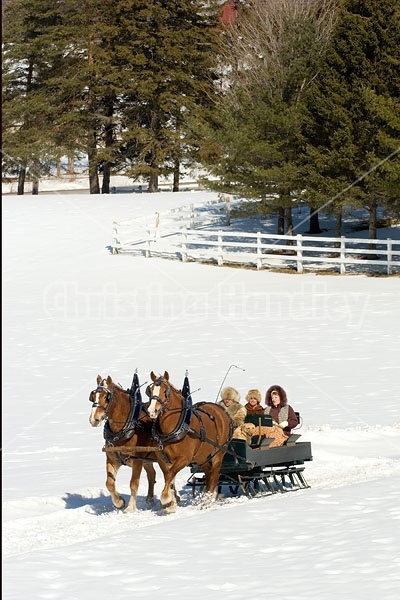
89,386,111,404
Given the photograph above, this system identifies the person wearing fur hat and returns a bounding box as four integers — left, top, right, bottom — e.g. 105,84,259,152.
218,386,247,438
244,389,264,415
264,384,298,438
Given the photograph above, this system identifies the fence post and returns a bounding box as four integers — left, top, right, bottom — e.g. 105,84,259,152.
112,222,120,254
387,239,392,275
340,237,346,274
155,211,160,239
225,196,231,226
182,229,188,263
257,232,262,269
217,230,223,266
296,234,303,273
190,203,195,228
146,229,151,258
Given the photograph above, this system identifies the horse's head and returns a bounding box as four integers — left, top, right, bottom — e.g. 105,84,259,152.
146,371,170,420
89,374,113,427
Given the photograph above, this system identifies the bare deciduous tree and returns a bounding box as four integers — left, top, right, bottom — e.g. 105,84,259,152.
219,0,338,104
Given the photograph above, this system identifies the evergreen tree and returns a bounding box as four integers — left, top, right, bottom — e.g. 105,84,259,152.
302,0,400,237
119,0,221,192
200,0,337,233
2,0,66,194
3,0,221,193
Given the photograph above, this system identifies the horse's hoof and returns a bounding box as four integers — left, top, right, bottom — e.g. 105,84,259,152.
113,498,125,510
162,501,176,514
201,493,216,509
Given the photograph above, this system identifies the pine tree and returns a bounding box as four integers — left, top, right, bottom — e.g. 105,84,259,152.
3,0,222,193
200,0,337,233
2,0,67,194
118,0,221,192
302,0,400,237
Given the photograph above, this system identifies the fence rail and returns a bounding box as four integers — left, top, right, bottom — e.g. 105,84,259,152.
112,228,400,275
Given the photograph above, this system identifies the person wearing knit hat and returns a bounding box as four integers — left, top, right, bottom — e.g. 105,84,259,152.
218,387,247,438
244,389,264,415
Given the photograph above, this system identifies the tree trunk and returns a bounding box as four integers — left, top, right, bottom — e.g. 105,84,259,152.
285,206,293,244
368,198,377,242
17,61,33,196
32,179,39,195
101,162,110,194
67,153,75,174
17,161,27,195
308,205,321,233
173,159,180,192
101,97,114,194
148,112,160,193
335,209,342,239
56,155,61,178
148,171,158,193
368,198,378,258
277,207,284,234
88,128,100,194
32,159,39,196
87,34,100,194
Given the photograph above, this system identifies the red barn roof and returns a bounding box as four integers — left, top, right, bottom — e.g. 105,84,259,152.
221,0,238,25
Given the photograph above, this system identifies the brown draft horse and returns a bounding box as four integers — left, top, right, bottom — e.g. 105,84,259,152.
89,374,158,513
147,371,233,513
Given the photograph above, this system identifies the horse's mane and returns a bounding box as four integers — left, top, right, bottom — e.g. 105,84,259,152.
108,380,129,394
160,376,182,398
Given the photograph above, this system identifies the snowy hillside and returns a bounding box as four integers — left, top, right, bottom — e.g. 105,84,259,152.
2,190,400,600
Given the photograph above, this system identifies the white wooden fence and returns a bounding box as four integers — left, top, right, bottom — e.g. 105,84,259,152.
179,230,399,274
113,228,400,275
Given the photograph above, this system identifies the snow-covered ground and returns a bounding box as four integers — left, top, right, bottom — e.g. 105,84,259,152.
2,189,400,600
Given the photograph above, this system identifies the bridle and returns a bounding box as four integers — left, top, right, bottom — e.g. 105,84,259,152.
146,375,194,444
89,380,113,413
146,376,171,415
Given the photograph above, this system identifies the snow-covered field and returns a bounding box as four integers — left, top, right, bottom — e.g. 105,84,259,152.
2,190,400,600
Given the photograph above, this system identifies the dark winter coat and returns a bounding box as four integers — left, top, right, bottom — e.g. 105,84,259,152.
264,384,298,436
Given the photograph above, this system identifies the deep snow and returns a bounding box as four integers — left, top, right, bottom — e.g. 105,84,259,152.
2,189,400,600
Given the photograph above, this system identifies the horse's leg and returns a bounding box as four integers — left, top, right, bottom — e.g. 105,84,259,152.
143,462,156,506
202,454,225,507
158,460,185,514
106,454,125,510
124,459,143,513
157,463,175,513
171,477,180,503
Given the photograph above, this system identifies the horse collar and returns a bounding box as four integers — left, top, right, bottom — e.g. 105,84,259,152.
153,395,193,445
103,388,142,445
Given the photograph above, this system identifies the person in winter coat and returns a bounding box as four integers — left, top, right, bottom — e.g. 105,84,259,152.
218,387,247,439
264,385,298,438
244,389,264,415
